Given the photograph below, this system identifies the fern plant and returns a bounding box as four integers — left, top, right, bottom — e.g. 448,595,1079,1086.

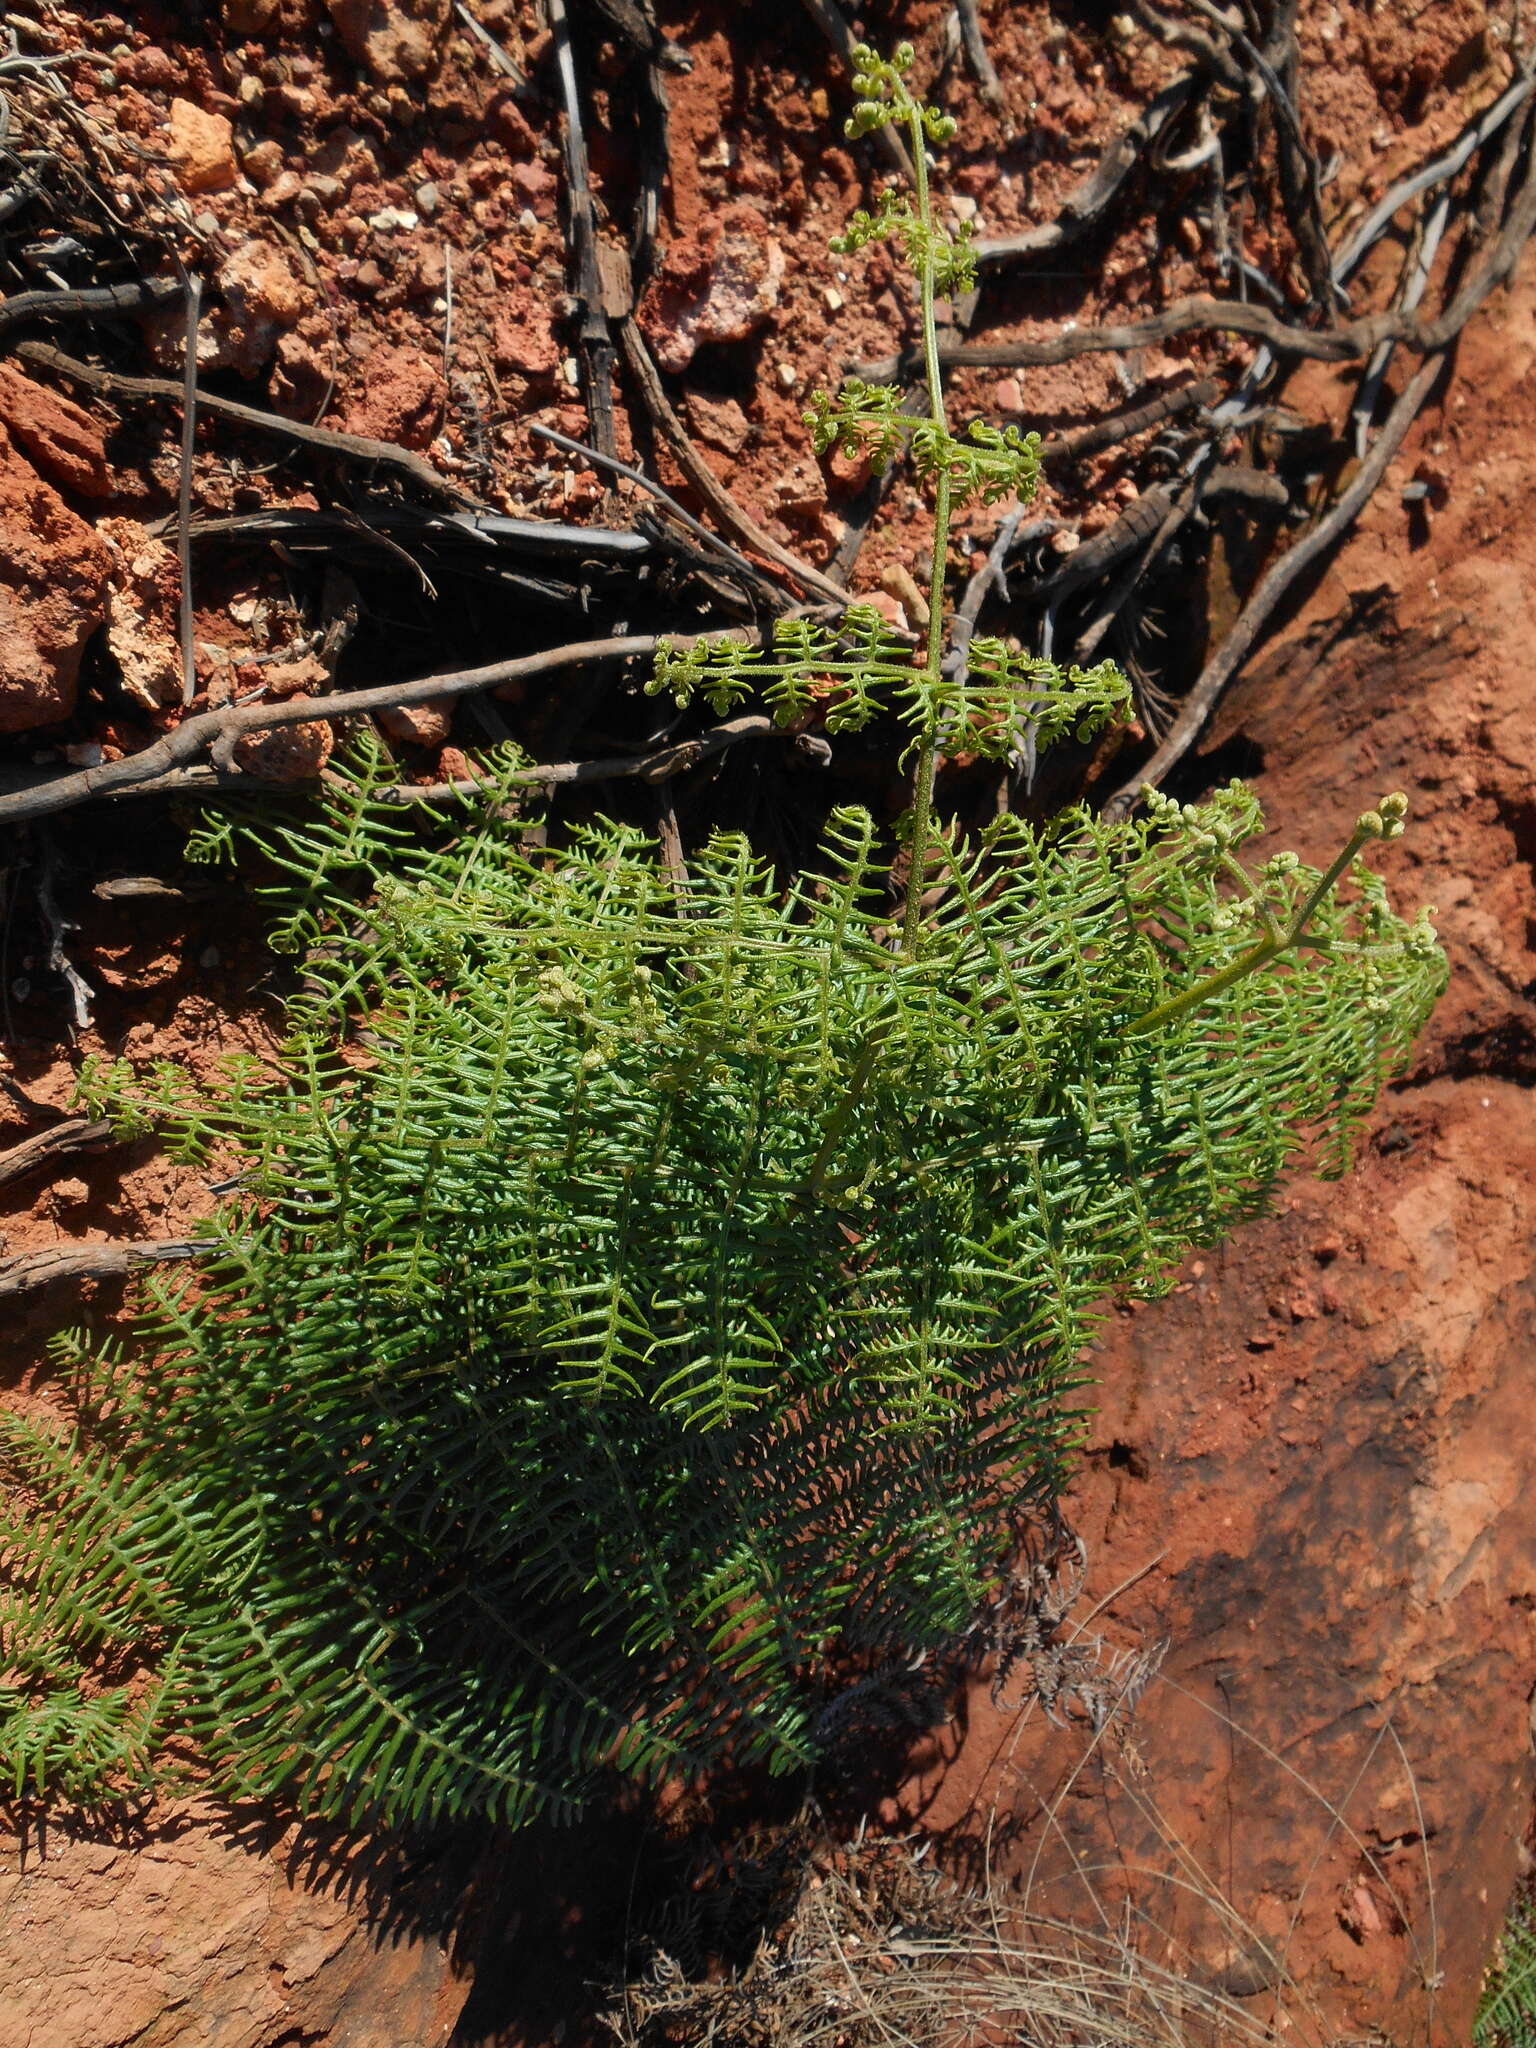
0,50,1446,1830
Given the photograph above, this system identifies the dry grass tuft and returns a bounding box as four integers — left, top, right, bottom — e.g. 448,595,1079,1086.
603,1833,1348,2048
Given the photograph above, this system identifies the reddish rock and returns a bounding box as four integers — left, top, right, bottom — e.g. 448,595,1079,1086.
98,517,181,711
0,363,110,497
324,0,450,82
492,288,561,379
117,46,181,91
263,653,331,700
771,458,823,513
233,715,335,782
240,137,286,189
340,345,444,449
167,97,237,195
638,204,784,373
508,159,558,220
379,696,453,747
486,88,538,156
0,1800,472,2047
862,588,909,632
216,240,310,374
271,318,334,420
685,390,750,456
898,1083,1536,2046
0,422,111,733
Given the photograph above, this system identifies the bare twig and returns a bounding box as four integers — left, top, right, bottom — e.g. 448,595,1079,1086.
0,629,765,826
14,340,483,506
976,74,1201,264
1248,18,1336,314
34,714,803,815
381,712,791,801
1102,350,1446,818
548,0,618,461
453,0,524,81
441,242,454,381
0,275,181,339
1130,0,1244,90
526,420,782,598
1038,377,1219,465
35,838,92,1032
0,1117,109,1192
1333,66,1536,281
176,271,202,707
619,318,852,606
1351,190,1449,455
858,185,1536,379
956,0,1004,109
0,1237,198,1303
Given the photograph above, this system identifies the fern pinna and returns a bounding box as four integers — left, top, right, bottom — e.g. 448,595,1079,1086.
0,47,1445,1828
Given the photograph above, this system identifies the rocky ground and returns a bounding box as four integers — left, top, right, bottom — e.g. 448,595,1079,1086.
1,1,1534,2044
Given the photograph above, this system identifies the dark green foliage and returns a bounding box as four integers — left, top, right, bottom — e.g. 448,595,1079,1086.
0,751,1444,1827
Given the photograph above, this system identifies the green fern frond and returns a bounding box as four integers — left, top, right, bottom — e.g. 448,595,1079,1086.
0,755,1444,1830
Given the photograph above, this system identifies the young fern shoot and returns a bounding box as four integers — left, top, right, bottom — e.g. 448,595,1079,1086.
654,43,1127,955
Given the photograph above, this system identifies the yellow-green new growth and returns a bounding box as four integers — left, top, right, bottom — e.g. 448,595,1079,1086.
652,40,1098,954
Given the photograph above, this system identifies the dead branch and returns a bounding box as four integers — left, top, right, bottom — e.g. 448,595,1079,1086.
956,0,1004,109
0,275,181,339
0,1238,198,1303
619,318,852,606
0,1118,110,1193
0,629,781,825
0,632,664,825
13,339,483,507
548,0,620,462
93,712,799,812
1038,376,1219,464
176,271,202,707
1230,9,1336,311
975,74,1201,264
526,419,783,600
1102,349,1446,818
1130,1,1244,90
